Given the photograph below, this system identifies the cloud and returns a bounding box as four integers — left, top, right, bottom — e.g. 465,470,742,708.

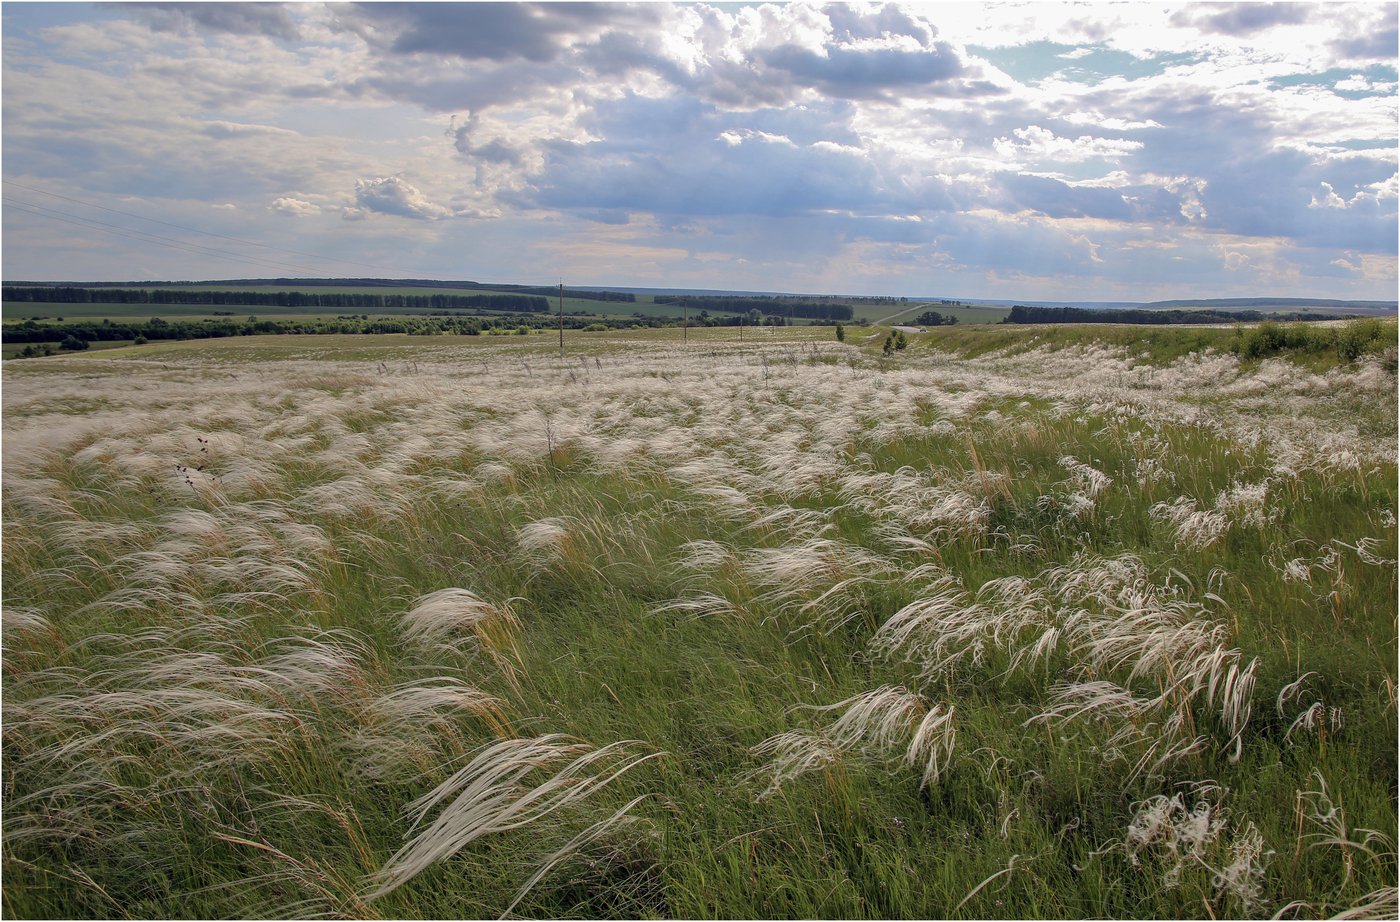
998,173,1134,221
760,42,977,101
122,2,301,41
1330,25,1400,61
3,1,1395,300
449,113,526,165
337,2,657,62
1310,181,1347,209
993,126,1145,163
825,3,938,47
353,176,453,220
518,93,887,219
1171,2,1311,37
270,196,319,217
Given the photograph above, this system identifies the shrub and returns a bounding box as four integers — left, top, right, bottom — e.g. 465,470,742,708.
1336,317,1385,362
59,335,89,351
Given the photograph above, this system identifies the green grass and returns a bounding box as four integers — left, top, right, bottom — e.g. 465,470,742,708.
2,338,138,359
889,318,1398,371
3,329,1394,919
858,302,1012,324
4,287,1014,326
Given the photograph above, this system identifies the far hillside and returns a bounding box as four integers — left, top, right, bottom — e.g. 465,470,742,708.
1139,297,1396,316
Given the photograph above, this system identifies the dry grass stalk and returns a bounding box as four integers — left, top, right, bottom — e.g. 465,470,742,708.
366,734,660,899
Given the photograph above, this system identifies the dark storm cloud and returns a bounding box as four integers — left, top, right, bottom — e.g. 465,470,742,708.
122,2,301,41
340,2,657,62
761,43,970,100
1329,24,1400,60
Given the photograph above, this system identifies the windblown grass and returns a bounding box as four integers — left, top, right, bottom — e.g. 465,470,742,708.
3,327,1395,918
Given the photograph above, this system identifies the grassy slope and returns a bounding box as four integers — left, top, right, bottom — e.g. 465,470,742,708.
2,327,1395,919
4,282,1015,326
2,289,621,323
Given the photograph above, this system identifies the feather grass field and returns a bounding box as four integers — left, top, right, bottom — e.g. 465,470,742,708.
3,323,1396,918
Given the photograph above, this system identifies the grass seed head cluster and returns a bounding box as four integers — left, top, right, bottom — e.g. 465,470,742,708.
2,328,1395,918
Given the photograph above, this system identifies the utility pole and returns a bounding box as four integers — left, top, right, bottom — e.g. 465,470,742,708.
558,279,564,358
683,296,688,343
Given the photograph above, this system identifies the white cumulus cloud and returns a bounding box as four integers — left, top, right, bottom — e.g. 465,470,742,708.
353,177,453,221
270,196,320,217
994,126,1145,164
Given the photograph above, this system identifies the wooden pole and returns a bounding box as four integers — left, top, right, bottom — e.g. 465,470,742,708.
683,296,688,343
558,280,564,358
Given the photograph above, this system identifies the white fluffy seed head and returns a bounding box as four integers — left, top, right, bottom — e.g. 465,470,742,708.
400,588,515,646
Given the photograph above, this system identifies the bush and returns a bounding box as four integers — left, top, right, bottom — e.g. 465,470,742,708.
1337,318,1385,362
59,335,89,351
1232,317,1390,363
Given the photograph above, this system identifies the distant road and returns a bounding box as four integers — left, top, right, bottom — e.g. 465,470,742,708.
872,304,928,326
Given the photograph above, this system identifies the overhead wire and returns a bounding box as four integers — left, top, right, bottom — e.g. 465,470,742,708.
4,197,346,276
2,179,408,277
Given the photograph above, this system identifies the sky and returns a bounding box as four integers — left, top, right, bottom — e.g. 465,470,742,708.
2,1,1397,301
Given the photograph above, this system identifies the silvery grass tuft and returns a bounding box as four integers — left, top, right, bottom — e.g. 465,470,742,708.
400,587,519,648
366,734,662,899
2,320,1393,918
752,685,957,797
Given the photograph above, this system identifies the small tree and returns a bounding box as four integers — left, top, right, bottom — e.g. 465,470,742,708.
836,322,845,343
59,335,89,351
882,334,895,356
894,329,908,350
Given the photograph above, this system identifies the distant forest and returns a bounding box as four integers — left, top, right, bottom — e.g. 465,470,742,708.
3,287,550,313
3,279,636,304
1003,305,1345,325
653,295,854,321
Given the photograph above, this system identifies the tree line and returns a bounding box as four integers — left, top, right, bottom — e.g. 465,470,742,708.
6,278,640,302
4,310,823,350
1002,305,1345,325
3,287,551,312
652,296,853,321
511,286,635,302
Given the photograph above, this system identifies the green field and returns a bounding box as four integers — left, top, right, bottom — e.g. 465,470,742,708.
2,290,621,323
0,338,138,360
3,324,1396,919
4,280,1023,328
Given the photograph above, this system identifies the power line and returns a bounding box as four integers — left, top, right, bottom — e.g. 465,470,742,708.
5,199,348,276
2,179,404,277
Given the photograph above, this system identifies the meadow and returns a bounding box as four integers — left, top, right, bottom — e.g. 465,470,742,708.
2,322,1395,919
3,282,1011,327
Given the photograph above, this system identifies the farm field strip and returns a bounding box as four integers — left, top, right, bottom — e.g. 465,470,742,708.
2,330,1395,918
